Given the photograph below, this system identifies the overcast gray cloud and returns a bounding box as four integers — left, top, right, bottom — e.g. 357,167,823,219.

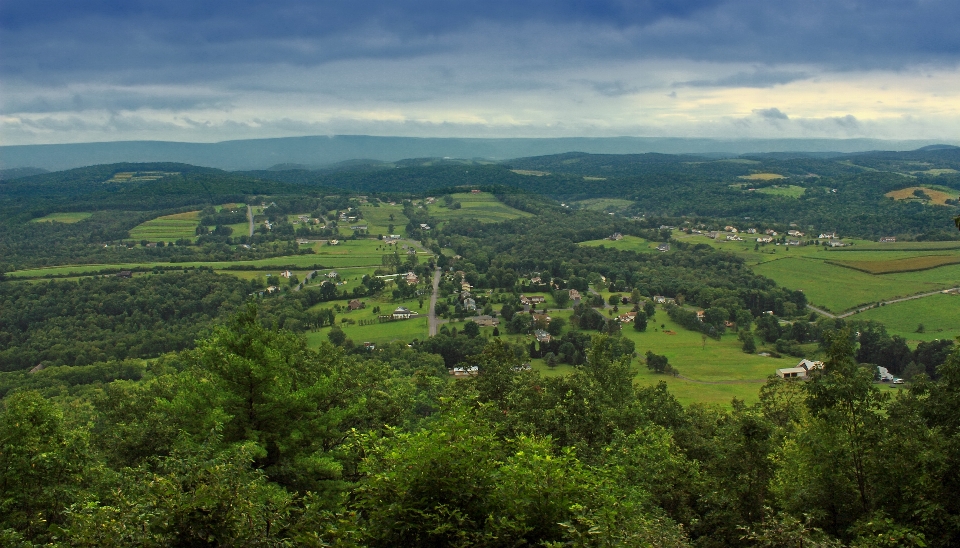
1,0,959,144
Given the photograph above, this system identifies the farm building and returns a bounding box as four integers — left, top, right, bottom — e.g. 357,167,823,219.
776,367,807,379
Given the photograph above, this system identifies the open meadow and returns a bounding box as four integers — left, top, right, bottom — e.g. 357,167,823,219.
579,235,669,254
359,203,410,235
854,293,960,343
426,192,532,223
755,185,806,198
29,212,93,223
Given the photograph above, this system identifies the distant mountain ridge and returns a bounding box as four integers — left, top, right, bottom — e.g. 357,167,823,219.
2,135,957,172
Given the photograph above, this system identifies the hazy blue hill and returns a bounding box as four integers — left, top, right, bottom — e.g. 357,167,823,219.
0,167,48,180
2,135,953,172
0,162,307,218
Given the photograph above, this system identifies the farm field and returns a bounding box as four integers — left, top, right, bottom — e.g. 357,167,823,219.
129,210,200,242
752,257,952,313
829,254,960,274
359,203,409,236
579,235,667,254
493,311,787,406
755,185,805,198
426,192,532,223
739,173,786,180
854,293,960,344
830,240,960,252
885,186,955,205
30,212,92,223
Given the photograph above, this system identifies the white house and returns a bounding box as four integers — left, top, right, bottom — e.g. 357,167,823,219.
392,307,418,320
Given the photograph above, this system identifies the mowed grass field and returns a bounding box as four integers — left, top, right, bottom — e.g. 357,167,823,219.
755,185,806,198
521,313,785,406
572,198,634,211
753,256,960,312
739,173,786,180
855,293,960,343
129,211,200,242
359,203,410,236
579,235,669,254
426,192,532,223
30,212,93,223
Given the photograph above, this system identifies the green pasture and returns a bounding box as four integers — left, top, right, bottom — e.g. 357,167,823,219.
30,212,92,223
359,204,409,235
306,294,430,347
426,192,532,223
129,211,200,242
518,312,785,406
752,257,953,313
227,222,250,236
853,293,960,344
305,317,429,348
579,235,666,254
755,185,806,198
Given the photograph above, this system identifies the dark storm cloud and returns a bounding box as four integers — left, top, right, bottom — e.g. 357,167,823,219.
1,0,958,84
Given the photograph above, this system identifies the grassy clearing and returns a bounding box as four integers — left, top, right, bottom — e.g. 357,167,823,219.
829,255,960,274
426,192,532,223
885,186,955,205
579,235,667,254
854,293,960,344
916,169,959,176
129,211,200,242
359,203,410,236
30,212,93,224
755,185,806,198
573,198,634,211
739,173,787,180
752,257,951,313
510,169,550,176
305,295,430,347
533,314,784,406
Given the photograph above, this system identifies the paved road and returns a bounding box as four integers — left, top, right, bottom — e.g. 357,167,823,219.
246,205,254,237
428,268,442,336
807,287,959,319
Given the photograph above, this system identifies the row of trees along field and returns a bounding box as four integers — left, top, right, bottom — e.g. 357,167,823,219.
2,305,959,546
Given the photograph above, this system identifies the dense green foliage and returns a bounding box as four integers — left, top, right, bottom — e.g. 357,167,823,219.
1,311,959,546
0,270,251,370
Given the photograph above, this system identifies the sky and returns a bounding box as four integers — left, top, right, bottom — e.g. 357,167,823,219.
2,0,959,145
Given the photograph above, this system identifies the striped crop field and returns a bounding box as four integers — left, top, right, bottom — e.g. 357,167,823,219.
829,255,960,274
129,211,200,242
